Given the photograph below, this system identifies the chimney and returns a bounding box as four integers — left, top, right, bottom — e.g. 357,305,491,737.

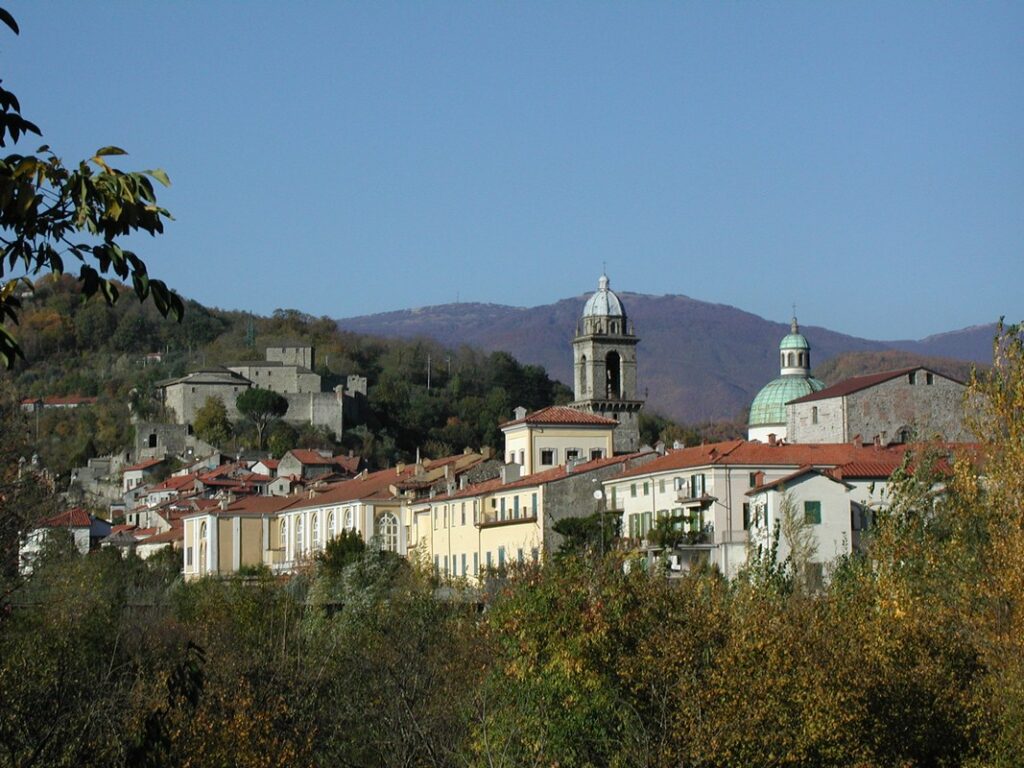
500,463,521,484
459,475,468,490
753,470,765,487
513,406,527,421
566,458,582,474
767,433,777,447
851,434,862,446
655,440,666,456
672,440,683,450
873,434,881,447
396,462,405,475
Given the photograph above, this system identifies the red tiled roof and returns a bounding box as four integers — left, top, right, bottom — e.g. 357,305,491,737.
148,474,197,493
613,439,913,479
829,461,904,480
288,465,418,510
747,466,850,495
788,367,964,405
286,449,336,465
443,452,652,500
220,495,302,516
144,523,183,545
501,405,618,428
123,458,165,473
111,524,137,534
36,507,92,528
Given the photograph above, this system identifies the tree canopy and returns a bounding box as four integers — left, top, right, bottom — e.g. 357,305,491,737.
0,10,182,368
236,388,288,450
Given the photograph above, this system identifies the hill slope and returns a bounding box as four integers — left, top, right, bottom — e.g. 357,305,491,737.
338,294,995,423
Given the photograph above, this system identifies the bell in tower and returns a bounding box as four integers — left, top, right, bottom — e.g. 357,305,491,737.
570,273,644,453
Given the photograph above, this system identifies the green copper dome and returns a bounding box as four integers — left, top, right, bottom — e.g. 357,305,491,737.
779,317,809,351
780,332,810,351
748,375,826,427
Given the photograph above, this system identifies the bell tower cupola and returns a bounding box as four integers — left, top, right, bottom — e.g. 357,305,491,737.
570,273,644,453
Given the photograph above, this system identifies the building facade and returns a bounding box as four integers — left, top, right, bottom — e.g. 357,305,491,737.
786,366,970,444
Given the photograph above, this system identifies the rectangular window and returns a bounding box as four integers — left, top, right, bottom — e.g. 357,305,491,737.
659,478,666,494
486,551,493,569
461,553,467,576
508,453,515,464
590,449,603,460
461,503,466,526
676,477,686,491
499,497,506,520
541,449,555,465
517,547,524,563
812,406,818,424
908,372,917,385
566,449,580,461
643,481,650,496
610,486,617,508
743,503,751,530
804,500,822,525
434,555,439,575
513,495,520,518
186,547,193,567
443,556,448,577
926,372,934,385
531,547,539,563
473,500,479,524
498,547,506,568
531,493,538,516
443,505,448,528
433,509,438,530
473,552,479,575
631,483,637,498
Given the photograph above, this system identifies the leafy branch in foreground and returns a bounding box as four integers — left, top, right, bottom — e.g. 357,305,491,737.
0,9,182,367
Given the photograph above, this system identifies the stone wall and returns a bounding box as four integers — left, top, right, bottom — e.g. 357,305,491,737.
789,371,969,444
541,452,658,553
134,422,218,461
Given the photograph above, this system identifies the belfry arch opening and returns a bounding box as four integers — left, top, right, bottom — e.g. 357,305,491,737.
606,351,621,398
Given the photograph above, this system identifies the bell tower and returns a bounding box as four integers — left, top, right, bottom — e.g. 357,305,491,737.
571,274,644,453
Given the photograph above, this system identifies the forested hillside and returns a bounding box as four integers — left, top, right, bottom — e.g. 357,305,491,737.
1,325,1023,767
0,276,572,474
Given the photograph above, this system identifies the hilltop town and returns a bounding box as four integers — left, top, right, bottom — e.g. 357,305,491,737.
11,274,975,584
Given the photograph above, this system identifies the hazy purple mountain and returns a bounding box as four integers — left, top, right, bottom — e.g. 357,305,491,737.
337,294,996,423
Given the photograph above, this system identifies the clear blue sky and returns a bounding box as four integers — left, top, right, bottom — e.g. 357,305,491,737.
5,2,1021,340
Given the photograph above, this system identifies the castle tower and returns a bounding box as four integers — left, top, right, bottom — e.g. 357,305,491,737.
570,274,644,453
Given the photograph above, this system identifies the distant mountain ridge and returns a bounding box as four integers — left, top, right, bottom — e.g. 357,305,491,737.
337,294,996,423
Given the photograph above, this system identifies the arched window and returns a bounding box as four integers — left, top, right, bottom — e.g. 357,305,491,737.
296,516,304,555
311,513,320,550
328,511,336,539
280,518,288,558
786,352,794,367
605,351,621,398
343,507,354,531
377,512,399,552
198,521,208,575
580,355,587,394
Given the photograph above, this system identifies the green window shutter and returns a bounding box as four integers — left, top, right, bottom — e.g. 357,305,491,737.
804,500,821,525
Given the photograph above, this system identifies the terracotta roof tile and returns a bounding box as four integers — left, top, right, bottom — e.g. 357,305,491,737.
501,405,618,428
36,507,92,528
443,452,652,500
123,458,165,473
614,439,913,480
